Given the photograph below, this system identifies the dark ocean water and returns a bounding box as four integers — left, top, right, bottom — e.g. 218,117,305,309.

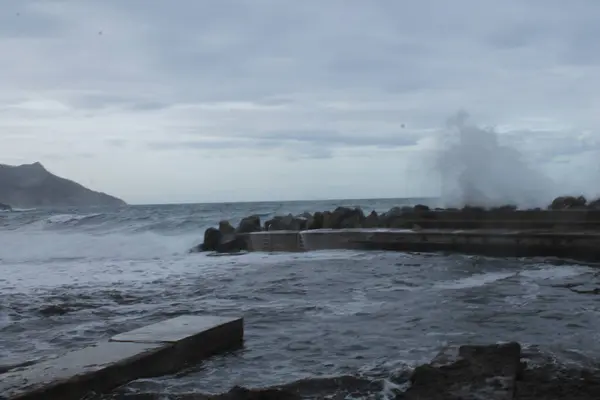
2,198,600,398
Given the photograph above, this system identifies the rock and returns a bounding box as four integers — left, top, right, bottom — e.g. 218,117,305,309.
191,227,248,253
324,207,365,229
378,206,411,228
404,342,522,400
462,205,486,212
265,214,307,231
199,227,222,252
490,204,518,212
589,198,600,209
219,220,236,236
212,386,300,400
236,215,262,233
549,195,587,210
216,235,248,253
413,204,430,212
308,211,324,230
363,211,381,228
0,202,11,211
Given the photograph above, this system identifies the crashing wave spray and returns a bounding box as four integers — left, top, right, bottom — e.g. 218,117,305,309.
434,111,556,209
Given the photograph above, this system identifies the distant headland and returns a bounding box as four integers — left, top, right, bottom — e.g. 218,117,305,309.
0,162,126,208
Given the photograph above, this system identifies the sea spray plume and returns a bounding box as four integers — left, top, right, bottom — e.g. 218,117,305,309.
435,111,555,209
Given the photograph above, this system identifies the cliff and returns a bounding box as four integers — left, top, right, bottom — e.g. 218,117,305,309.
0,162,127,207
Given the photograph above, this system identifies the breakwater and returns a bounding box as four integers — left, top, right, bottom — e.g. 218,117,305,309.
192,199,600,261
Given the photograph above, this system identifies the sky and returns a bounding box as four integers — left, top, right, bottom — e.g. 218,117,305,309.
2,0,600,204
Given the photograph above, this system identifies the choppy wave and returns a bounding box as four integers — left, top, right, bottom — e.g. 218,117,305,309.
0,198,433,235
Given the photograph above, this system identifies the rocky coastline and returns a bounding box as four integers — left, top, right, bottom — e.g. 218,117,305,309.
191,195,600,254
99,341,600,399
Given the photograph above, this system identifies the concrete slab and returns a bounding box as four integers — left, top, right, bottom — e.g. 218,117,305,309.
110,315,242,344
2,315,244,400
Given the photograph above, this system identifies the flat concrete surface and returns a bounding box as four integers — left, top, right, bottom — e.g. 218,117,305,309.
2,315,244,400
111,315,242,344
0,341,163,399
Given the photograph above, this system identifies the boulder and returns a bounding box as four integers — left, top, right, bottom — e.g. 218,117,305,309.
216,235,248,253
549,195,587,210
589,197,600,209
199,227,222,252
236,215,262,233
363,210,381,228
379,206,407,228
0,202,11,211
490,204,518,212
219,220,236,235
190,227,248,253
265,214,307,231
308,211,324,230
325,207,365,229
413,204,430,212
404,342,522,400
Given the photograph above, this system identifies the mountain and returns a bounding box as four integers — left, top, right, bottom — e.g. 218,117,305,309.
0,162,127,208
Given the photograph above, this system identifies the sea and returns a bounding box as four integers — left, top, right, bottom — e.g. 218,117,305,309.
2,197,600,398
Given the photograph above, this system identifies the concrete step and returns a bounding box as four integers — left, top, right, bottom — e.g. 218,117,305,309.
1,315,243,400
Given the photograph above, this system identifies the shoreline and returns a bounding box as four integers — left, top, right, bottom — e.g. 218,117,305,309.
98,341,600,399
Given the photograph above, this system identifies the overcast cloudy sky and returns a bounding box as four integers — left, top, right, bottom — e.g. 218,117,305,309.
2,0,600,204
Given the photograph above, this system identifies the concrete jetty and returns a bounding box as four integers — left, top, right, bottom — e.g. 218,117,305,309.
245,228,600,261
0,315,243,400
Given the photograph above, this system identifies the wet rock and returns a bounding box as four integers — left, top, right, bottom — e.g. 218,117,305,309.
462,205,486,213
265,214,307,231
0,202,11,211
549,195,587,210
413,204,430,212
219,220,236,236
210,386,300,400
363,210,381,228
198,227,222,252
379,206,407,228
588,198,600,210
514,364,600,399
325,207,365,229
404,342,521,400
236,215,262,233
308,211,324,230
216,235,248,253
490,204,518,212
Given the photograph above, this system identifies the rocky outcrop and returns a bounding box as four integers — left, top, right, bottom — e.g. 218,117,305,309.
0,202,11,211
0,161,126,207
100,342,600,399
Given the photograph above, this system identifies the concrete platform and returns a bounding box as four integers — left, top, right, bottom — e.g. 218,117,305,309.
1,315,243,400
246,228,600,261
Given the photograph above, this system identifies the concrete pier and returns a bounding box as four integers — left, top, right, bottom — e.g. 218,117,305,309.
246,228,600,261
0,315,243,400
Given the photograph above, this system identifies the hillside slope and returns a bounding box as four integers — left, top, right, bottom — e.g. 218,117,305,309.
0,162,126,207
